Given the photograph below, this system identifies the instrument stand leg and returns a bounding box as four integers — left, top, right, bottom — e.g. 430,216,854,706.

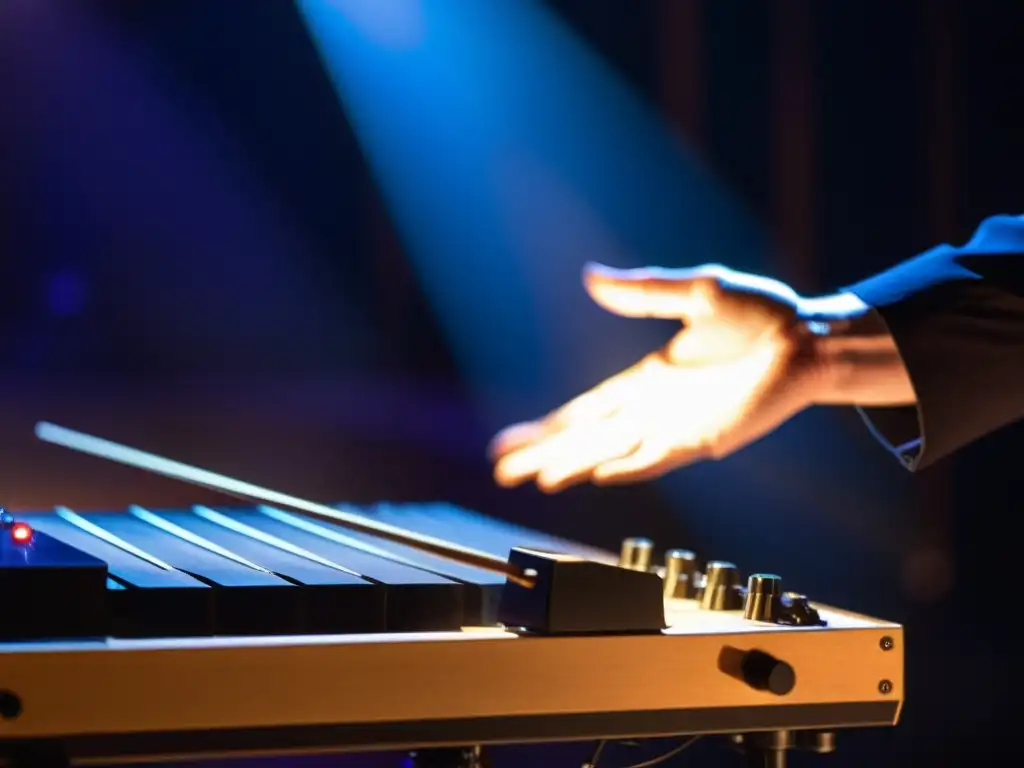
730,730,792,767
730,729,836,765
406,746,492,768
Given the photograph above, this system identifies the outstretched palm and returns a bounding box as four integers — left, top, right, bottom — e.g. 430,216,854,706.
489,263,827,491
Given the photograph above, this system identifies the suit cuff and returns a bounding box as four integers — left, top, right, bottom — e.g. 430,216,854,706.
855,406,922,471
839,299,928,472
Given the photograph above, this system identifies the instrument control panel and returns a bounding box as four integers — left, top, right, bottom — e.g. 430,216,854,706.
0,504,904,766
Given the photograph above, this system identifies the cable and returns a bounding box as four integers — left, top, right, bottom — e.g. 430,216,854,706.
618,736,700,768
581,740,606,768
583,736,700,768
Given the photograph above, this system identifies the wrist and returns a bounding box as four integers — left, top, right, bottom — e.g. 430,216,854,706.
796,292,917,407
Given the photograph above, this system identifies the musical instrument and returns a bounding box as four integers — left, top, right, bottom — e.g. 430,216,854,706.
0,425,905,767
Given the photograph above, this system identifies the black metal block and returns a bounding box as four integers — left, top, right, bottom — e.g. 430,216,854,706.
0,529,108,640
496,548,665,635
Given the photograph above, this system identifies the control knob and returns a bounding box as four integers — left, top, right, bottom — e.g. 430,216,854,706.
700,561,743,610
618,537,653,572
663,548,698,599
743,573,783,622
779,592,826,626
740,649,796,696
740,574,827,626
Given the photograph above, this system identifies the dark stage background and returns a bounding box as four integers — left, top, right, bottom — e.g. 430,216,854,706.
2,0,1023,765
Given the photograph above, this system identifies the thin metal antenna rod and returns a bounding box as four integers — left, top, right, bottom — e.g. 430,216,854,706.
35,421,534,588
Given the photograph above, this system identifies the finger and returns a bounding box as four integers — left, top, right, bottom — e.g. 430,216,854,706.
591,441,708,485
535,427,641,493
493,434,567,487
582,262,720,319
488,421,550,461
495,414,634,489
547,356,657,425
489,381,629,464
490,356,657,462
493,449,538,487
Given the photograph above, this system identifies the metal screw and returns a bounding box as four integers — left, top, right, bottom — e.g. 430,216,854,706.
878,679,893,695
879,635,894,651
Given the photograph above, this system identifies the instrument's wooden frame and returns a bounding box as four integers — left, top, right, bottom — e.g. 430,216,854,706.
0,599,903,765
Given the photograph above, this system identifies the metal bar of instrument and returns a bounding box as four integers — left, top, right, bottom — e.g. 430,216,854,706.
34,421,535,588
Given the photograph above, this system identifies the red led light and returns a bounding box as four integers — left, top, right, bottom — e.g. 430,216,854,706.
11,522,33,544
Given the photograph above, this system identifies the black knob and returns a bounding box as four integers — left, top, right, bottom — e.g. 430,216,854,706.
0,690,22,720
663,549,698,598
779,592,826,627
701,561,743,610
743,573,783,622
740,650,796,696
618,537,654,571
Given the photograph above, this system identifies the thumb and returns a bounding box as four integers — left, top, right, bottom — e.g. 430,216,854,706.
582,262,720,319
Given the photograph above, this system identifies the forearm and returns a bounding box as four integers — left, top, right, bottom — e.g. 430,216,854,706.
798,293,917,407
807,214,1024,470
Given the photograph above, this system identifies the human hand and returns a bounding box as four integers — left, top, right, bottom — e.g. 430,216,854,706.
489,262,849,492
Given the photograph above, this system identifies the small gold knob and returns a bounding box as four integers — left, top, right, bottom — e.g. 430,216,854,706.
663,548,698,598
743,574,783,622
618,537,653,571
701,560,743,610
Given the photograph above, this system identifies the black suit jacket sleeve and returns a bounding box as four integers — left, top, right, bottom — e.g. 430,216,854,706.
842,214,1024,471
